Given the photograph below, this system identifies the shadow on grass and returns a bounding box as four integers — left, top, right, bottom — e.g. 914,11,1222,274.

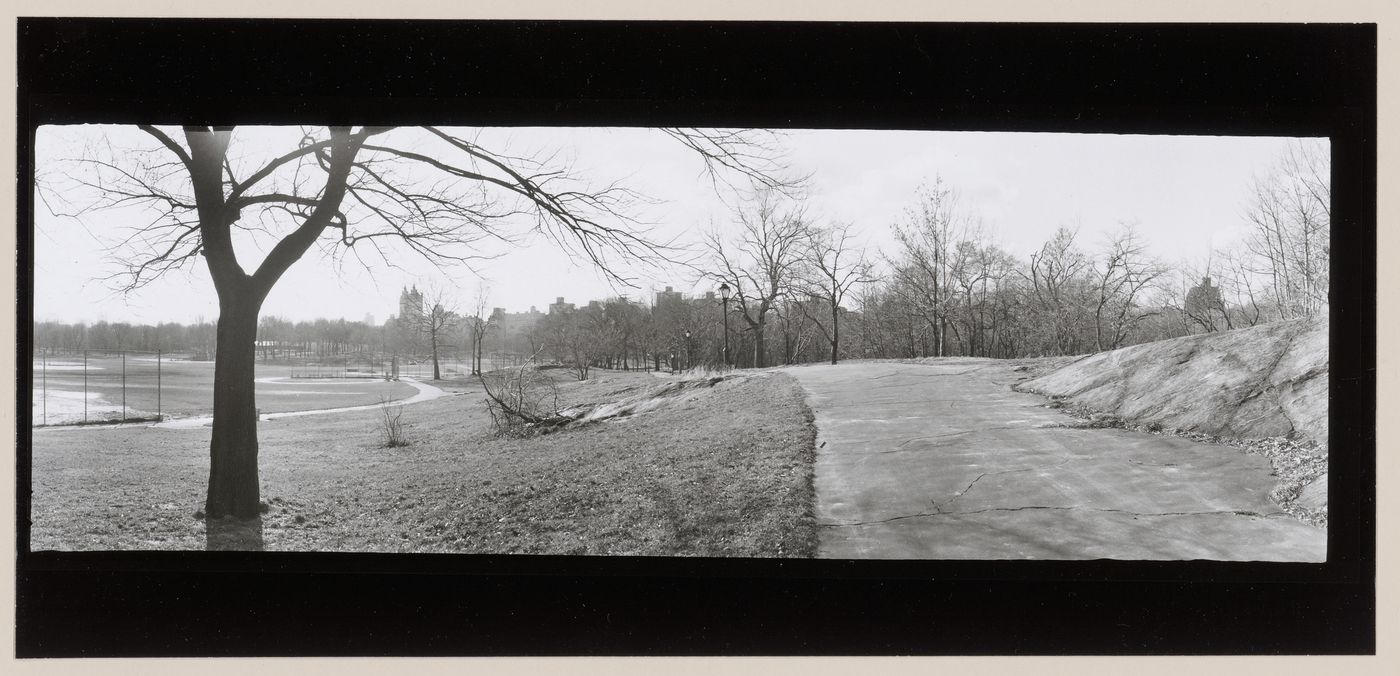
32,415,164,429
205,515,265,551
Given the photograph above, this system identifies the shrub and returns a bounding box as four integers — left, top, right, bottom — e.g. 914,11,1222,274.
380,399,410,448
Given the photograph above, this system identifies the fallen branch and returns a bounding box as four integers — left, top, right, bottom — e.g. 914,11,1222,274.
480,347,576,437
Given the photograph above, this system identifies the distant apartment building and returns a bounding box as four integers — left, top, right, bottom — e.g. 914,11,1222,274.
398,285,423,322
490,305,544,337
548,296,576,315
489,305,545,358
655,285,684,308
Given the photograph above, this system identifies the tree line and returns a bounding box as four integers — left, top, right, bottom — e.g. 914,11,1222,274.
453,132,1328,375
689,140,1329,367
33,316,377,360
33,139,1330,377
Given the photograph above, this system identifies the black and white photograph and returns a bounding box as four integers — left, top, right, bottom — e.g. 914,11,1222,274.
14,16,1376,658
29,125,1333,560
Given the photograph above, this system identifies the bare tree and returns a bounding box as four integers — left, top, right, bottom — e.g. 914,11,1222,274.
1185,271,1231,333
889,178,968,357
772,300,816,365
659,128,807,201
602,296,646,370
41,125,798,522
466,285,495,375
1215,244,1266,327
409,285,458,380
552,304,607,381
948,237,1018,357
1091,223,1168,351
1022,225,1093,355
1243,139,1331,319
796,221,877,364
703,190,808,368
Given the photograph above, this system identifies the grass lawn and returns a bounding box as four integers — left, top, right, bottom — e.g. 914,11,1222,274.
29,369,819,557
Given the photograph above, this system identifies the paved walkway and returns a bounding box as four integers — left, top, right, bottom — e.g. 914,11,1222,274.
785,360,1326,561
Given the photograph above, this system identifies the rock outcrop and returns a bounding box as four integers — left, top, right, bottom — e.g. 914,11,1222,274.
1019,318,1328,445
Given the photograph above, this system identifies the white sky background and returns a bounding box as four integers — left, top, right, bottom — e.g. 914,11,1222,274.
31,126,1314,324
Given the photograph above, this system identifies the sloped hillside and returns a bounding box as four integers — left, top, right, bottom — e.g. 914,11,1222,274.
1019,318,1328,445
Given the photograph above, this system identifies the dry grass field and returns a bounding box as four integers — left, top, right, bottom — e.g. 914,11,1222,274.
29,369,819,557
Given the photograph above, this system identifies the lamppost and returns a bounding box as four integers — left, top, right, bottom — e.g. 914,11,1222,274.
683,329,692,371
718,282,732,367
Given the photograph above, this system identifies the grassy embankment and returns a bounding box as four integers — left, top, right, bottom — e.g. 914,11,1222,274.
30,369,819,556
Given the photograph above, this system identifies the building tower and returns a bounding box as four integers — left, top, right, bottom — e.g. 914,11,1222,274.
399,285,423,320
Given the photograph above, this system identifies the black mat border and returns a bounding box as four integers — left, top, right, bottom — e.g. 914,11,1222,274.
15,18,1376,656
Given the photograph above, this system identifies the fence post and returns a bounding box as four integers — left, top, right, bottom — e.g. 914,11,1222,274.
121,350,127,422
42,347,47,426
83,349,88,424
157,350,162,421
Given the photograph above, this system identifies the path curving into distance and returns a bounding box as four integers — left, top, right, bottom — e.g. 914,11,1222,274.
34,377,450,432
784,359,1326,561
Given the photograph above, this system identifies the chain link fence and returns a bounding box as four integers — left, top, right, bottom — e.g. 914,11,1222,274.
31,348,169,427
29,347,536,427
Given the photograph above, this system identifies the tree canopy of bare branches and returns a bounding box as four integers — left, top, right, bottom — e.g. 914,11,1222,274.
889,178,973,358
703,190,809,368
41,124,800,522
405,285,459,380
795,222,877,364
1243,139,1330,319
1091,223,1168,351
466,285,495,376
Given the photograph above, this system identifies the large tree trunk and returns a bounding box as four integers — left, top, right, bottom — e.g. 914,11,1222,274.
938,316,947,357
431,329,441,380
206,295,263,519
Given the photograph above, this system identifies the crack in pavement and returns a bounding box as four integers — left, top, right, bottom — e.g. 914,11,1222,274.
870,367,988,380
930,457,1075,513
816,423,1066,454
887,424,1062,450
820,505,1291,528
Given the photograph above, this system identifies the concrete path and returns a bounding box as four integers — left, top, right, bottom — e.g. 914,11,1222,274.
786,360,1326,561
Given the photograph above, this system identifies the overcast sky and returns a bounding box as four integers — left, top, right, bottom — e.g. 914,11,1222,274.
31,126,1317,325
